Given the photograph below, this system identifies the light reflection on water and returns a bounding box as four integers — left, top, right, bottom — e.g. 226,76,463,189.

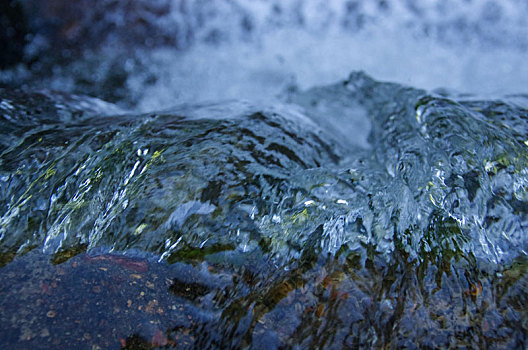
1,72,528,348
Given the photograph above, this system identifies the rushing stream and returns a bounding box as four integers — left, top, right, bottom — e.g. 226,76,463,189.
1,0,528,349
1,72,528,349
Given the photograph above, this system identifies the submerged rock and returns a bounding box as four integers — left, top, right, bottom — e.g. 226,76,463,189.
1,72,528,348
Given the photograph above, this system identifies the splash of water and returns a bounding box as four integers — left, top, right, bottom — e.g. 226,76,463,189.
1,72,527,271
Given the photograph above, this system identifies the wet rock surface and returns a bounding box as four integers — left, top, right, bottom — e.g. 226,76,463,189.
1,72,528,348
0,248,527,349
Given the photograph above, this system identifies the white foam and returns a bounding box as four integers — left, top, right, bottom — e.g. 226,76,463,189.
54,0,523,111
130,24,528,112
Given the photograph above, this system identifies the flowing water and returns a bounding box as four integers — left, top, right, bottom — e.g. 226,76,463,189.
1,0,528,349
1,72,528,349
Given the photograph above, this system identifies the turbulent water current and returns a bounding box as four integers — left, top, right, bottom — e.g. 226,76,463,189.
1,72,528,348
1,0,528,348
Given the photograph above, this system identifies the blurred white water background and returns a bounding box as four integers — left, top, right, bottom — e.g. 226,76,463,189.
2,0,528,109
